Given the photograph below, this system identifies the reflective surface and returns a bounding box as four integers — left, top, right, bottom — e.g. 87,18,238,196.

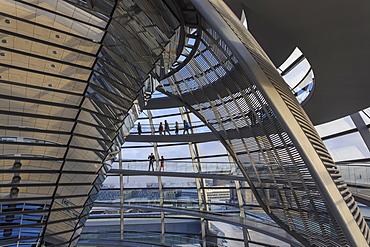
0,0,177,245
1,0,369,246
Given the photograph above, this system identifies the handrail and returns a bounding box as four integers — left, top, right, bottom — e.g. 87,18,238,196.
110,160,241,174
94,203,301,246
131,121,209,135
336,163,370,192
108,169,245,180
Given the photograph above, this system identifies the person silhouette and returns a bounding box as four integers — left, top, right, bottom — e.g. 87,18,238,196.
164,120,171,135
158,122,163,135
137,122,142,135
175,121,179,135
148,153,155,171
160,155,165,171
183,120,190,134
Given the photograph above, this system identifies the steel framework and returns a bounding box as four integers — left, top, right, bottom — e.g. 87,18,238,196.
158,0,370,246
0,0,177,246
0,0,369,246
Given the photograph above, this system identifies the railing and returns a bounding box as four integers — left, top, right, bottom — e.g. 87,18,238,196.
335,163,370,211
336,163,370,186
91,203,301,246
336,163,370,200
79,231,206,246
131,121,210,135
111,161,242,175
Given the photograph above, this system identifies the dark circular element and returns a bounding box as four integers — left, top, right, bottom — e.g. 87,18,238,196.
51,64,56,68
5,19,10,24
13,161,22,168
52,51,57,54
48,84,53,87
12,176,21,183
3,229,12,237
2,40,7,43
10,187,19,194
55,34,60,38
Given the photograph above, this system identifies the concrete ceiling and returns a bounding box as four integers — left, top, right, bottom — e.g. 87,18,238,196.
239,0,370,125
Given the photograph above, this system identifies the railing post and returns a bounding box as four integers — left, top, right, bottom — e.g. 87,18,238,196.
119,147,124,240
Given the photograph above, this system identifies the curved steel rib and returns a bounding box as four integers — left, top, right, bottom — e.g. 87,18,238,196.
158,0,370,246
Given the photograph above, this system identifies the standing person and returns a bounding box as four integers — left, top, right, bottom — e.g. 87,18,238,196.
175,121,179,135
148,153,155,171
160,156,165,171
137,122,142,135
183,120,190,134
158,122,163,135
164,120,171,135
247,110,256,125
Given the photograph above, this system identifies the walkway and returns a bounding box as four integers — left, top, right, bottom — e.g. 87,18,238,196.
94,203,302,247
108,169,245,181
126,119,280,143
125,132,216,143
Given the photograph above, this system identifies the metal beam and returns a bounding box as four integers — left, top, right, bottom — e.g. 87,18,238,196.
350,112,370,152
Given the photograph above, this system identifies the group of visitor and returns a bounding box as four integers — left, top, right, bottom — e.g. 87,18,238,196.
137,120,191,135
147,153,165,172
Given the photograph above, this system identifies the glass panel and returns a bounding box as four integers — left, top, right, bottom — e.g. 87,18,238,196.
0,130,69,145
0,143,66,158
62,162,101,174
21,0,107,28
70,136,109,152
0,67,88,93
56,185,92,197
59,173,97,184
315,116,355,137
66,148,105,161
324,132,370,161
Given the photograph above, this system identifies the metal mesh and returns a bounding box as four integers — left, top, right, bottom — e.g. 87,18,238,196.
159,2,369,245
0,0,177,246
